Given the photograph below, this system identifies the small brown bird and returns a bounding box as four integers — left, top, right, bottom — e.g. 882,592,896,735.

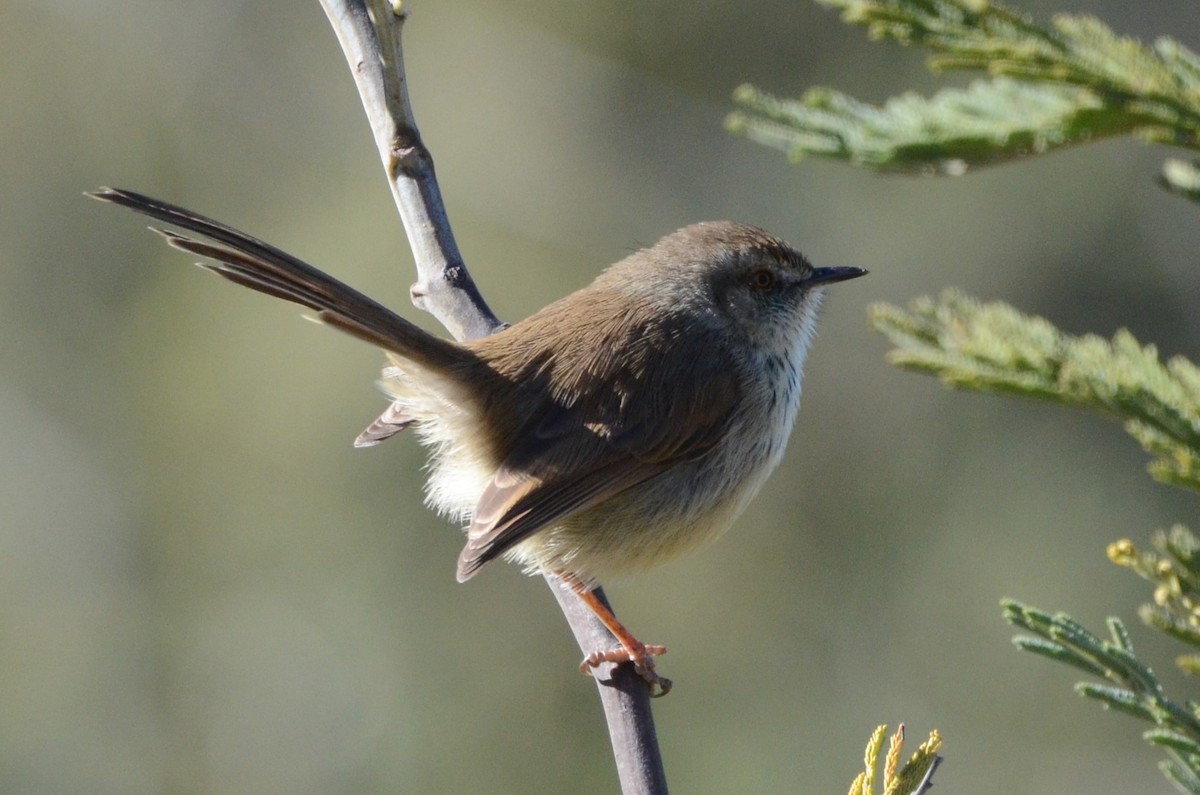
90,188,865,695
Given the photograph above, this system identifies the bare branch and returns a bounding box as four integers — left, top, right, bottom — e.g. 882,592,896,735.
318,0,501,341
548,579,670,794
316,2,667,791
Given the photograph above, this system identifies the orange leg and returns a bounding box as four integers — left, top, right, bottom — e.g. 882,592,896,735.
561,573,671,697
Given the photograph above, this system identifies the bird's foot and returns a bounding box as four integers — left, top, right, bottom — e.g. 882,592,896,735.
581,643,671,697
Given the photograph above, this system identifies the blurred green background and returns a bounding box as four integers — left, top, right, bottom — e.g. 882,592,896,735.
5,1,1200,792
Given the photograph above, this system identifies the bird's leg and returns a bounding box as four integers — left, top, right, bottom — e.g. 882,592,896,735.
560,573,672,697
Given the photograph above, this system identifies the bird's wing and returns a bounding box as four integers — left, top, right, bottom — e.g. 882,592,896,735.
456,328,740,581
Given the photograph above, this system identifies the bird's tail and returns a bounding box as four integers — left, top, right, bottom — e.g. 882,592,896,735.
88,187,476,377
90,188,491,448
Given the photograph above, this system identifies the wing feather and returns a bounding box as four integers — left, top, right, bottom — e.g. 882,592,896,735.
456,324,740,580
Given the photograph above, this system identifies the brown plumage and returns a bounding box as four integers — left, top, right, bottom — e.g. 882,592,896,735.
90,187,865,692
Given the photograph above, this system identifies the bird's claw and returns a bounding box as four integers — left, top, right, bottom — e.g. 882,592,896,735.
581,644,672,696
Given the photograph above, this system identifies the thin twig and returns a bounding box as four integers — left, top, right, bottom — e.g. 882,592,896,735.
315,2,667,791
318,0,501,341
909,755,942,795
549,579,670,794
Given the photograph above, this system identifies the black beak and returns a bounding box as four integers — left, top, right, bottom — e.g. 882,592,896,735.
807,266,867,286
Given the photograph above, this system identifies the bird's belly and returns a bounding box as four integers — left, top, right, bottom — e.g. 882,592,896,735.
508,409,794,585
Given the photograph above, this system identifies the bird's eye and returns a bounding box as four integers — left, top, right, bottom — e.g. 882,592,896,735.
749,269,777,290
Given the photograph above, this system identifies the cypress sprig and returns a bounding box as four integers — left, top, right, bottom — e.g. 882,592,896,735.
1003,599,1200,790
869,290,1200,493
846,724,943,795
728,0,1200,197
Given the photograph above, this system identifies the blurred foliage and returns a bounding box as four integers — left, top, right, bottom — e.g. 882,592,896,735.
846,724,942,795
1111,529,1200,678
1004,526,1200,795
871,291,1200,493
728,1,1200,791
873,287,1200,793
728,0,1200,200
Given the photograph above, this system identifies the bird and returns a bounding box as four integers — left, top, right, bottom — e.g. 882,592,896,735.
90,187,865,695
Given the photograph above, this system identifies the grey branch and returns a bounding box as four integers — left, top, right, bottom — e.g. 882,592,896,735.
908,755,942,795
318,0,501,342
315,2,667,792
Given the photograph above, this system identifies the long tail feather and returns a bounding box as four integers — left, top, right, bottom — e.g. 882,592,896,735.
89,187,472,374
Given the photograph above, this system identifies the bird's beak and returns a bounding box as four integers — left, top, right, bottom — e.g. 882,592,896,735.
807,266,867,286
